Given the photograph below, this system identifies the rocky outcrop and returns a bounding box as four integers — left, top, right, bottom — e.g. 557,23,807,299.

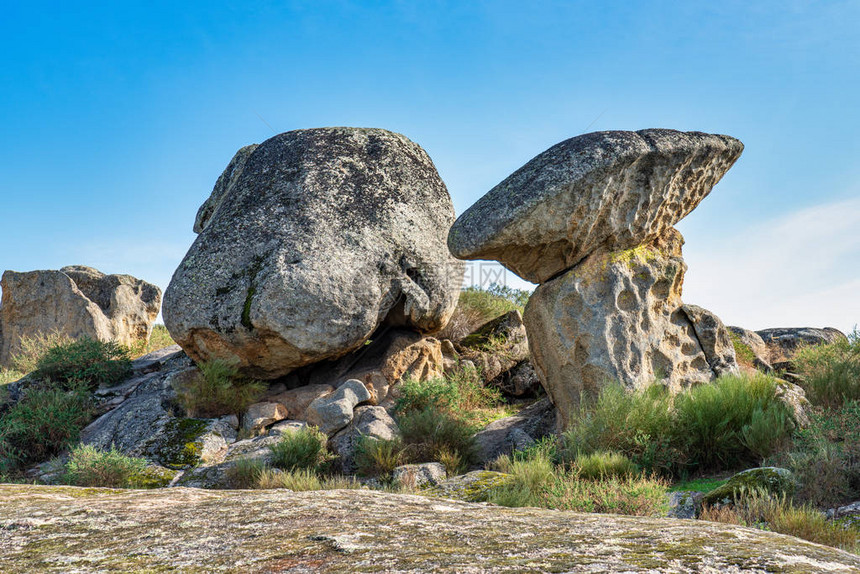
524,229,735,421
448,129,743,284
0,266,161,365
756,327,847,366
702,467,797,507
163,128,463,379
472,397,557,466
449,129,742,425
4,486,858,572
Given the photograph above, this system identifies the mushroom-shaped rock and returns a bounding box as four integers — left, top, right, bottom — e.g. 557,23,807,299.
448,129,743,283
163,128,463,379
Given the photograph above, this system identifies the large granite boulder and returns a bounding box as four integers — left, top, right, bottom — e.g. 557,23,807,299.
164,128,462,379
448,129,743,284
756,327,847,366
524,229,736,422
0,266,161,366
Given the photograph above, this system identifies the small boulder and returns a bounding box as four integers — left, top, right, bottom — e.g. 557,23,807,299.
427,470,512,503
329,406,399,474
305,379,372,436
702,467,797,507
681,304,739,378
392,463,446,488
242,402,288,434
727,326,773,372
472,398,557,467
448,129,743,283
667,491,704,519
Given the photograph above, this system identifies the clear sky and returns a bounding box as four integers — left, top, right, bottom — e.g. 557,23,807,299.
1,1,858,333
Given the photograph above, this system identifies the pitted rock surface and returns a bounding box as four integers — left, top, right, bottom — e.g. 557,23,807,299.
448,129,743,283
163,128,462,379
524,229,717,424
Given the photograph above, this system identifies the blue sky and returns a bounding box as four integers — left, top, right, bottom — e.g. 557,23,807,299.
1,1,858,333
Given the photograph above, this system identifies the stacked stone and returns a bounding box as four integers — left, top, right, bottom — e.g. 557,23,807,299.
448,129,744,425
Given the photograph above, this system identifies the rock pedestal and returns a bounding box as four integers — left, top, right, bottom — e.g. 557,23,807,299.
449,129,743,426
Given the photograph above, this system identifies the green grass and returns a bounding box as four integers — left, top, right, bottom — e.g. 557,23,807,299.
63,444,149,488
268,426,334,472
34,337,132,390
354,436,407,478
563,373,795,476
794,330,860,408
571,451,638,480
175,358,266,418
669,477,728,493
487,449,669,516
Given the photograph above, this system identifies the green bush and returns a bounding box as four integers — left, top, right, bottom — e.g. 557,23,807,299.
794,331,860,408
398,406,476,466
354,436,407,478
0,382,94,473
268,426,333,472
563,373,795,476
176,359,266,418
34,337,131,390
572,451,638,480
63,444,148,488
674,373,794,471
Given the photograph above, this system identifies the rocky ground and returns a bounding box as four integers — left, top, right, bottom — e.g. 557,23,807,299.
2,485,859,573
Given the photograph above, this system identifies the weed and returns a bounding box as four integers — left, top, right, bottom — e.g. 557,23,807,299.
63,444,148,488
398,406,475,466
226,458,268,489
176,359,266,418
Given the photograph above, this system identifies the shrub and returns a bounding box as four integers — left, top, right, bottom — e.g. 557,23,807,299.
700,490,859,553
767,401,860,507
0,382,94,473
437,284,530,342
572,451,638,480
10,331,73,374
176,359,266,418
794,331,860,408
268,426,334,472
398,406,476,466
562,383,681,476
226,458,268,489
33,337,131,390
563,374,795,476
63,444,148,488
256,468,362,491
354,436,407,478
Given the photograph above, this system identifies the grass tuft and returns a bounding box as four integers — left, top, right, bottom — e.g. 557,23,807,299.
63,444,149,488
176,358,266,418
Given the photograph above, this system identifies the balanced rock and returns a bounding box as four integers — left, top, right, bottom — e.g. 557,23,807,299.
524,229,737,422
0,266,161,365
449,129,743,283
164,128,462,379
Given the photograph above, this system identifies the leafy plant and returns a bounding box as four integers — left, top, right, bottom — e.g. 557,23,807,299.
397,406,476,466
268,426,334,473
34,337,131,390
176,359,266,418
63,444,148,488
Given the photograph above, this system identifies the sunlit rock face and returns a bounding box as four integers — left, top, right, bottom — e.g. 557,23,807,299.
164,127,462,379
